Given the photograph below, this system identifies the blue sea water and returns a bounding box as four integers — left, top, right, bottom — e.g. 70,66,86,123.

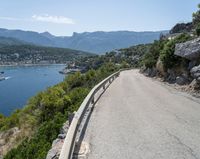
0,65,66,116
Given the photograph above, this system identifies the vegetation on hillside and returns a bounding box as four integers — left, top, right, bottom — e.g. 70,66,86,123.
142,33,191,70
193,4,200,36
3,4,200,158
141,4,200,72
75,44,151,71
0,37,26,47
0,39,154,158
1,62,119,159
0,44,92,65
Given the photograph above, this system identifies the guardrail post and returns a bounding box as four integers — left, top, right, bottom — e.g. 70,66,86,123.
91,97,95,104
69,112,75,125
109,78,112,84
103,84,106,90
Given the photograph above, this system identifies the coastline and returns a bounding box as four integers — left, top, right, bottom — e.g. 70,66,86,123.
0,64,66,116
0,63,66,67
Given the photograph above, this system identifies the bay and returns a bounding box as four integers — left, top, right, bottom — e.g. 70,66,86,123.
0,65,66,116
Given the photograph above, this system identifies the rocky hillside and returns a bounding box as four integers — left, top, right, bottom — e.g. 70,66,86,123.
140,4,200,94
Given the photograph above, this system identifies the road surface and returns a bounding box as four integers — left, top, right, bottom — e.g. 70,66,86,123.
80,70,200,159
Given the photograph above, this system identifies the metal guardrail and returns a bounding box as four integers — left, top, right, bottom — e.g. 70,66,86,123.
59,70,121,159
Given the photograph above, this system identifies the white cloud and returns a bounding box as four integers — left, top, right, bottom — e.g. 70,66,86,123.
0,15,75,25
32,14,75,24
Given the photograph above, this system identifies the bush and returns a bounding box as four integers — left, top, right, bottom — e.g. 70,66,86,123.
196,24,200,36
193,4,200,27
142,40,165,68
160,33,191,70
4,113,66,159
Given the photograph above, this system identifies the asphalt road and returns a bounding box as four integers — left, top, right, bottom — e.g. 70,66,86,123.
80,70,200,159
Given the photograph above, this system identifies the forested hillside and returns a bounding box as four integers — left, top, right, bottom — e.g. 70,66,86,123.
0,44,92,65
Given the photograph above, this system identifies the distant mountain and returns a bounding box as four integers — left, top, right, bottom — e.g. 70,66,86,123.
0,28,54,46
0,36,26,47
65,31,168,54
0,28,168,54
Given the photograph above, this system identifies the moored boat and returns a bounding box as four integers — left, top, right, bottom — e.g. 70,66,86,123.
0,76,6,81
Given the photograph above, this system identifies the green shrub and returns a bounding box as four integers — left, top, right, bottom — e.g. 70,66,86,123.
4,113,66,159
160,33,191,70
193,4,200,27
196,24,200,36
142,40,165,68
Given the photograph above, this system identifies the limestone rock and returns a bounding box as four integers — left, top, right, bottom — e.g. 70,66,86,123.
143,67,157,77
0,127,21,157
156,58,165,76
166,69,176,83
175,38,200,60
187,79,200,90
190,65,200,82
170,22,193,34
46,139,64,159
188,61,197,70
176,76,188,85
46,121,69,159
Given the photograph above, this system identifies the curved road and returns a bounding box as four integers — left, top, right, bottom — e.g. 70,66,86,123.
80,70,200,159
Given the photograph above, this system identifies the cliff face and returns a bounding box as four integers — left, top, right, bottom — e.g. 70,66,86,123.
170,22,193,34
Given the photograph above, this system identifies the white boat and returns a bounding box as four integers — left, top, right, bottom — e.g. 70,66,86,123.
0,76,6,81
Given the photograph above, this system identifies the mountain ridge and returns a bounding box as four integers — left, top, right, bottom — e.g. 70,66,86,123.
0,28,168,54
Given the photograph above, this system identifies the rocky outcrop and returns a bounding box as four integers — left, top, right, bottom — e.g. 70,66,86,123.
165,69,177,83
170,22,193,34
174,37,200,60
0,127,21,158
156,58,165,76
46,121,69,159
143,67,157,77
190,65,200,82
188,79,200,90
176,75,189,85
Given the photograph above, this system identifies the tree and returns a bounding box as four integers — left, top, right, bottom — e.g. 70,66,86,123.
196,24,200,36
193,4,200,26
193,4,200,36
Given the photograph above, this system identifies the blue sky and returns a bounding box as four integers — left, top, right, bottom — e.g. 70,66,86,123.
0,0,199,36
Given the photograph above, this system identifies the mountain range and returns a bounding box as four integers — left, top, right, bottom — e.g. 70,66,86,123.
0,28,168,54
